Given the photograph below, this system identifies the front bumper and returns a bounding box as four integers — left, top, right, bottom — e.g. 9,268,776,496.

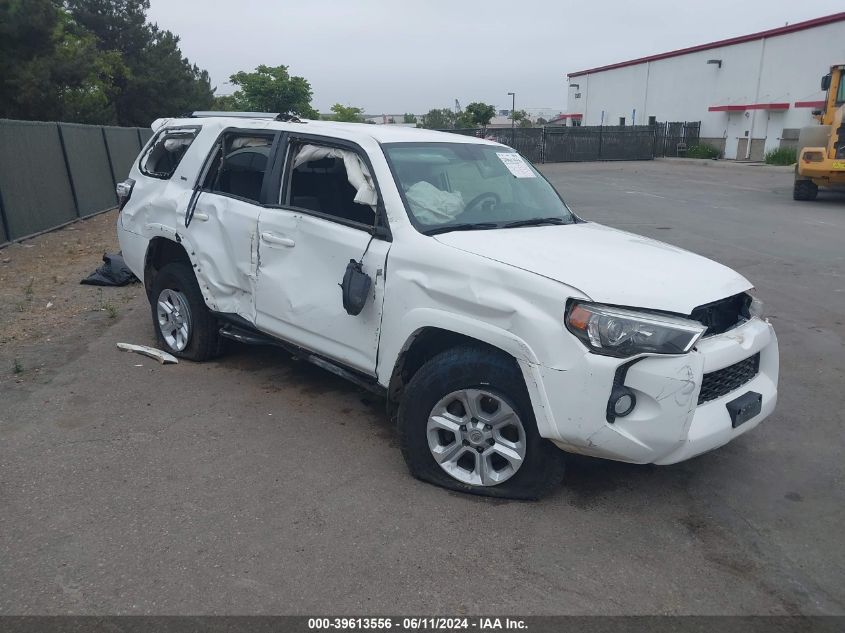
525,317,778,464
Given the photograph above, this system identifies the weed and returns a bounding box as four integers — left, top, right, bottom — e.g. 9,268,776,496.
13,358,23,374
104,302,118,319
765,147,797,166
23,278,34,300
686,144,721,159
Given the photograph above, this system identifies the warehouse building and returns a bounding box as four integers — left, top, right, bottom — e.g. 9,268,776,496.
564,12,845,160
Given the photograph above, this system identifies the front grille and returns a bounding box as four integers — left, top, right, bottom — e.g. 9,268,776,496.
698,353,760,405
690,293,751,336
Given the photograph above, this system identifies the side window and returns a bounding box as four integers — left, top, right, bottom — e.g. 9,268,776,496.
202,133,274,204
140,128,198,179
286,143,377,227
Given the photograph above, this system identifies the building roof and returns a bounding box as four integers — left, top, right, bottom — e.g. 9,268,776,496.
567,12,845,78
547,114,583,123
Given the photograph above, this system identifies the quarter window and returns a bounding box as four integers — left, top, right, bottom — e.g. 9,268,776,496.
203,133,274,204
140,128,198,178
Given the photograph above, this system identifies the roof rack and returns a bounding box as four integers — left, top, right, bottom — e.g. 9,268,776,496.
189,111,304,123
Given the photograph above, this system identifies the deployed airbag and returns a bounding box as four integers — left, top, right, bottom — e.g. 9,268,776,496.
293,145,378,206
405,181,465,224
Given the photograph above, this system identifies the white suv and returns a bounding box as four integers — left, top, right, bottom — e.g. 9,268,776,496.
116,113,779,499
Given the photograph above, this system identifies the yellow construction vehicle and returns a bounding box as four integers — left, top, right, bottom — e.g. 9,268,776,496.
794,64,845,200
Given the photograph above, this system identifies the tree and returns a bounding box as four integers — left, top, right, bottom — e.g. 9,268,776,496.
115,26,214,125
464,102,496,128
508,110,528,123
330,103,365,122
455,110,476,129
419,108,455,129
0,1,125,123
403,113,416,124
226,65,318,118
536,116,548,125
67,0,214,125
211,94,240,111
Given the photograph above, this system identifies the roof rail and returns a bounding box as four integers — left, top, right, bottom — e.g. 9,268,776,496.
189,111,305,123
190,111,277,119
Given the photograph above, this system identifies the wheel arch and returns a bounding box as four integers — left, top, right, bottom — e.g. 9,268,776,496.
144,236,192,299
383,311,551,435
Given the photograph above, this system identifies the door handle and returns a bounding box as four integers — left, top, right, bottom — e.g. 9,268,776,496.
192,211,209,222
261,231,295,247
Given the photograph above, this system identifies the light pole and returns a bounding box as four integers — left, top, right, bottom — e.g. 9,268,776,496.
507,92,515,147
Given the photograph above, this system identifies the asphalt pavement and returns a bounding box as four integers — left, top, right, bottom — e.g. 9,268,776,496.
1,160,843,615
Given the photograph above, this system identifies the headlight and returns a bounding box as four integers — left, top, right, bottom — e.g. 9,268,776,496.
565,301,706,358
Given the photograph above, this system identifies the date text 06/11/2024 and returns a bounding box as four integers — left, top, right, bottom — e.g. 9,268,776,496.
307,617,528,630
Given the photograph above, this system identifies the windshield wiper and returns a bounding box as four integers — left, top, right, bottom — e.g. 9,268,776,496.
502,217,570,229
422,222,499,236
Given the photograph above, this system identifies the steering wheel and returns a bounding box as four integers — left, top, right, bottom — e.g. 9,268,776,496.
464,192,501,215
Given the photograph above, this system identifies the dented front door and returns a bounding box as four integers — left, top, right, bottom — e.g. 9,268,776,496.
254,209,389,375
184,192,261,322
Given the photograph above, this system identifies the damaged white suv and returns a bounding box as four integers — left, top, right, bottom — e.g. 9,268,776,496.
117,113,779,499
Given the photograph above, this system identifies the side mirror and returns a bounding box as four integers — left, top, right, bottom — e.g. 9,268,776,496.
821,74,831,91
340,260,372,316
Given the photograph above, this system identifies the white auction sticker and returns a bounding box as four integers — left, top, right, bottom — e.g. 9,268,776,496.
497,152,535,178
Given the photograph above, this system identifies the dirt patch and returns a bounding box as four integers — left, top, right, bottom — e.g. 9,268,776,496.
0,210,144,382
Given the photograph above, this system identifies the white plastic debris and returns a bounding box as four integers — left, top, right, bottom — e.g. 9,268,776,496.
117,343,178,365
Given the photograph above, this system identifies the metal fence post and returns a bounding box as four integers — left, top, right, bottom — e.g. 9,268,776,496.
598,125,603,159
56,123,80,218
101,127,117,191
541,127,546,164
0,184,10,244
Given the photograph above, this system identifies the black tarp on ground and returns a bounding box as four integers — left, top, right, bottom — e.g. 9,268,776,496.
81,253,139,286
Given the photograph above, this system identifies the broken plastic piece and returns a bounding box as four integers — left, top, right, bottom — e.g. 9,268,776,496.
117,343,178,364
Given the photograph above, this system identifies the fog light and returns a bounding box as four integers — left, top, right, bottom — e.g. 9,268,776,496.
609,387,636,419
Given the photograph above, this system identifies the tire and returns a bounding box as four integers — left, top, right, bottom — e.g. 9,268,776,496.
149,262,220,361
793,178,818,201
397,345,564,500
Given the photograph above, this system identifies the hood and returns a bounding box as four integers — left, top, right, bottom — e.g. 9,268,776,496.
434,222,752,314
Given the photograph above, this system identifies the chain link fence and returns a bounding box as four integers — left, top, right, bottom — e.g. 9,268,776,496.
437,121,701,164
0,118,701,247
0,119,152,246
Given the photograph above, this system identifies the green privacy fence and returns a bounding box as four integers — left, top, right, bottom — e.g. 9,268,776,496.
0,119,153,246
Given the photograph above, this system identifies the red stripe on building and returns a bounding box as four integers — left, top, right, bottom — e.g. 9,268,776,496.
567,12,845,78
794,100,825,108
708,103,790,112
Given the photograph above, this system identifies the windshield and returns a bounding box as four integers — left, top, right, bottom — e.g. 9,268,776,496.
383,142,575,234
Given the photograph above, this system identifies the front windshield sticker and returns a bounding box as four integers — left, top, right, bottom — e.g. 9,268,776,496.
496,152,536,178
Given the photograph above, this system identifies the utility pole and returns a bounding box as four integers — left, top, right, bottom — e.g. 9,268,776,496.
507,92,515,148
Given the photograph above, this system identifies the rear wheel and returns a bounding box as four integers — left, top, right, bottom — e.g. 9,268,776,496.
397,345,564,499
793,178,818,201
150,262,220,361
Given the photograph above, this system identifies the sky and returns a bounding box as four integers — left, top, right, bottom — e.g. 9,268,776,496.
147,0,844,116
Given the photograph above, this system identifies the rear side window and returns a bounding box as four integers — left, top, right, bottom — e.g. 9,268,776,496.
140,128,198,179
202,133,274,204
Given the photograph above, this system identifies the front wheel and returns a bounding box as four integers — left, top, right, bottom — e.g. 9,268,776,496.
149,262,220,361
793,178,818,201
397,345,564,499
